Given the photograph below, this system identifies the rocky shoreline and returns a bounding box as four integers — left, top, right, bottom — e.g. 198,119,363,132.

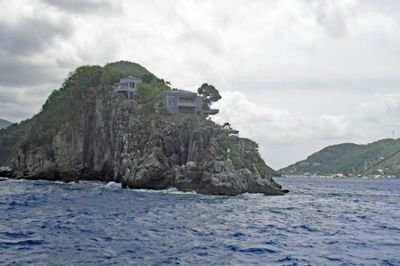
1,159,285,196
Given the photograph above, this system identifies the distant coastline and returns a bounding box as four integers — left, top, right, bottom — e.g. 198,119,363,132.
281,174,398,179
280,139,400,178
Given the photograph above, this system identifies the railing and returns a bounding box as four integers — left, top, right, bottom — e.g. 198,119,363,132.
177,102,198,107
114,86,137,92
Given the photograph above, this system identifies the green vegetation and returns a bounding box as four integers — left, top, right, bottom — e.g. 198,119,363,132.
100,66,124,85
1,65,112,161
104,61,151,77
0,61,166,164
137,83,161,103
280,139,400,177
141,73,154,83
215,133,278,176
217,134,244,168
267,166,282,177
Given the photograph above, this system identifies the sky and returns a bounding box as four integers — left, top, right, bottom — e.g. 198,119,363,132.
1,0,400,169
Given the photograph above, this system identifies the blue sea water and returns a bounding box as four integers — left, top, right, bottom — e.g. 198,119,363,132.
1,177,400,265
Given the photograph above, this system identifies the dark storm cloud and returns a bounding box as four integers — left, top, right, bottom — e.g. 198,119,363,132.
42,0,120,13
0,18,73,55
0,52,64,86
0,16,73,86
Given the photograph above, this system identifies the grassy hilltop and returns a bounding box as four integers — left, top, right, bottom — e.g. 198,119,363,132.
280,139,400,177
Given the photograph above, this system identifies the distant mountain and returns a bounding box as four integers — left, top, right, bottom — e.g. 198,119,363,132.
0,119,12,130
280,139,400,177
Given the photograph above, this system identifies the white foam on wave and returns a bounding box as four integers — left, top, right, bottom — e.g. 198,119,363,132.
105,181,121,188
130,187,197,195
240,192,265,198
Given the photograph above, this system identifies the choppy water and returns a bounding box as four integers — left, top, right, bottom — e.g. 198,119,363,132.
1,177,400,265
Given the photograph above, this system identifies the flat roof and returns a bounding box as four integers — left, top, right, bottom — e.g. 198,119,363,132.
164,89,197,95
120,76,141,81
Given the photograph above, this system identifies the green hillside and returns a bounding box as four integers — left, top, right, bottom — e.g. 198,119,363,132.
0,61,168,165
280,139,400,177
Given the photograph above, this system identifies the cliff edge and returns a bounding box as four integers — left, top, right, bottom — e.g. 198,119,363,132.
0,61,284,195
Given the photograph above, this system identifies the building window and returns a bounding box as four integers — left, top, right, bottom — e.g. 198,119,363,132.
168,96,176,106
179,97,194,103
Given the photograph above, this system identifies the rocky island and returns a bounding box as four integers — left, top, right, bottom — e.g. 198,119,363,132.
0,61,284,195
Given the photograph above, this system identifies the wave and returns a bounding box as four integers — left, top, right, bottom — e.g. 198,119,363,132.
104,181,121,188
130,187,197,195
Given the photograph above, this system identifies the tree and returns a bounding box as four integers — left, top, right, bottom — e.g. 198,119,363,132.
197,83,221,109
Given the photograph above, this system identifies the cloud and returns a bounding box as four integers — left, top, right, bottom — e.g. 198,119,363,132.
211,91,353,168
356,92,400,138
213,91,350,143
0,51,66,86
312,0,353,38
212,90,400,168
0,0,400,168
0,4,75,87
42,0,120,13
0,17,72,55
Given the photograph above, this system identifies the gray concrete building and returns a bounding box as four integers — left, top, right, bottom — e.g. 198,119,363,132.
114,76,142,93
164,90,219,115
164,90,203,114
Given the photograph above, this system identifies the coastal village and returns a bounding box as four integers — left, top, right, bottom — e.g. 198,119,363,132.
282,160,398,179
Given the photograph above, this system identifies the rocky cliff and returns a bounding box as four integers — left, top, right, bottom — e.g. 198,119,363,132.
0,61,284,195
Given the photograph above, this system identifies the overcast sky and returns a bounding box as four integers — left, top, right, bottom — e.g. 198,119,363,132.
1,0,400,169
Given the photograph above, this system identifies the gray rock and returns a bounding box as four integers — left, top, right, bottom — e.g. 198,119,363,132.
0,166,14,178
1,85,284,196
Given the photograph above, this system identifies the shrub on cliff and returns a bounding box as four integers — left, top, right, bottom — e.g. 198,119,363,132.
216,134,264,173
0,64,138,160
141,73,154,83
197,83,221,109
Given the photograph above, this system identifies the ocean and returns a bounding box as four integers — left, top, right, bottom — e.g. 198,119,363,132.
1,177,399,265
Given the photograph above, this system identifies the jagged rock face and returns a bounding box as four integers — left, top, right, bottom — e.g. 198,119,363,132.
3,85,282,195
